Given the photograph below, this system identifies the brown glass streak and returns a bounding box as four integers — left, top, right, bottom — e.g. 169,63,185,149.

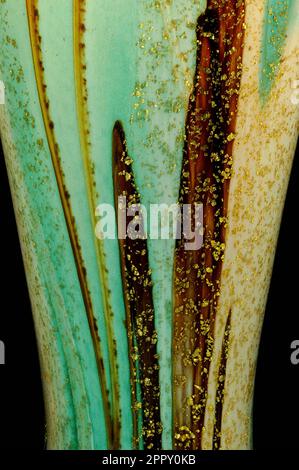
213,310,231,449
173,1,245,450
113,122,162,450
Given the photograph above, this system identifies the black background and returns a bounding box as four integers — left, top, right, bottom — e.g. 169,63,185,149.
0,139,298,451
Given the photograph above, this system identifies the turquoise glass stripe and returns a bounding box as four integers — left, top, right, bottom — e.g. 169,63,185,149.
260,0,297,103
0,2,106,449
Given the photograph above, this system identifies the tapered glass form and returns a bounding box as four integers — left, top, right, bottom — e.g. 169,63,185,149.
0,0,298,450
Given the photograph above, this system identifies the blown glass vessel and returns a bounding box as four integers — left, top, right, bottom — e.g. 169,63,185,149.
0,0,298,450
